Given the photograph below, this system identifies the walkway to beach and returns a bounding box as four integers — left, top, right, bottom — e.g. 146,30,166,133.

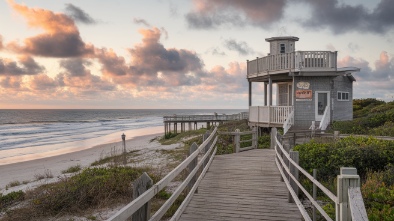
179,149,302,221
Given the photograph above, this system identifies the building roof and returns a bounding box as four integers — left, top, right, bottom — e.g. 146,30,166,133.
265,36,299,42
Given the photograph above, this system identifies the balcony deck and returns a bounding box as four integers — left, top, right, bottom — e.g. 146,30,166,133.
247,51,337,79
248,106,293,128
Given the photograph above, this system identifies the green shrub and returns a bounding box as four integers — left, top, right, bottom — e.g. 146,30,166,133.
0,191,25,210
294,136,394,180
362,167,394,221
258,134,270,149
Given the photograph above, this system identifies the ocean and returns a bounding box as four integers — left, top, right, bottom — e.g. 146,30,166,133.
0,109,245,164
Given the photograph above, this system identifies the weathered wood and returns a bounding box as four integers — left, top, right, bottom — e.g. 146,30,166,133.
313,169,317,221
337,167,360,221
152,137,217,221
289,151,299,203
187,143,198,193
178,149,302,221
348,187,368,221
275,145,333,221
275,135,337,203
108,127,218,221
132,172,152,221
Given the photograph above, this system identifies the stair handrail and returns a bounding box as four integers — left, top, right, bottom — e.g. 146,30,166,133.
318,105,330,130
283,109,294,135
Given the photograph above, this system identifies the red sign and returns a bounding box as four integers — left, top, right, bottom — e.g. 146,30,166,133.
296,90,312,99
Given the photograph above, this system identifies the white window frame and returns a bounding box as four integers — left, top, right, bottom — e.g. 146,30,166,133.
337,91,349,101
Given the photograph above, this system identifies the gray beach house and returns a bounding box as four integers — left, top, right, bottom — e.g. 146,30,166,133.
247,36,360,134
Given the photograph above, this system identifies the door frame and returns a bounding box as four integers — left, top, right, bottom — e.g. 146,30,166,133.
315,91,330,121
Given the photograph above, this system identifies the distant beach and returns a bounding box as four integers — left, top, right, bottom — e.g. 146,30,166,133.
0,109,245,192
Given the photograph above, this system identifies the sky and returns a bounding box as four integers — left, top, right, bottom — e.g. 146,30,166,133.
0,0,393,109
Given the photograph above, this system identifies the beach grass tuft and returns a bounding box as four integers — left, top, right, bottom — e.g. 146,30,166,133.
34,169,53,181
61,165,82,174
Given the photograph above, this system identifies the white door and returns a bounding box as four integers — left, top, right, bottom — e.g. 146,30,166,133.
315,91,330,121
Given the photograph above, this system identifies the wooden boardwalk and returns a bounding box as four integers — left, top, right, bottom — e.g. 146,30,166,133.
179,149,302,221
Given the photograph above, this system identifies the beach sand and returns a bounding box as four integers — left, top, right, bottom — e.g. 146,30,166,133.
0,132,180,194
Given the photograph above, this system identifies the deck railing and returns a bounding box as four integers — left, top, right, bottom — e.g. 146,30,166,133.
108,127,218,221
273,130,368,221
249,106,293,125
247,51,337,77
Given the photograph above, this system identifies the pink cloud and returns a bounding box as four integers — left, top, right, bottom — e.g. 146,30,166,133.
7,0,93,57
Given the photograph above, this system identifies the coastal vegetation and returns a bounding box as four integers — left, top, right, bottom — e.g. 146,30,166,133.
295,98,394,221
331,98,394,136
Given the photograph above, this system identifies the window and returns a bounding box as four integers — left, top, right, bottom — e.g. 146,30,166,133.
337,92,349,101
280,44,285,53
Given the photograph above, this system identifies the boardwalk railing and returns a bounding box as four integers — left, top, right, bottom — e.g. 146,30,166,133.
108,127,218,221
219,127,258,153
249,106,293,126
163,112,248,122
273,130,368,221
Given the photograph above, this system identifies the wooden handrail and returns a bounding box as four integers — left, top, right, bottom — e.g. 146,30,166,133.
274,130,369,221
318,105,330,130
107,127,218,221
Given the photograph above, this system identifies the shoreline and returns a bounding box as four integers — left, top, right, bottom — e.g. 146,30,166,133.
0,126,164,165
0,129,169,192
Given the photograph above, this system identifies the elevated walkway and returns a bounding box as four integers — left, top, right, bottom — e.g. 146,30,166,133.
179,149,301,221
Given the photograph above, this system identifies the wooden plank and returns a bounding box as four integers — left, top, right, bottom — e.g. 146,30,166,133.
178,149,302,220
132,172,152,221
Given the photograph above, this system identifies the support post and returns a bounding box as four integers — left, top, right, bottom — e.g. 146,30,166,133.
288,151,299,203
264,82,268,106
187,143,198,194
249,81,252,107
337,167,360,221
132,172,153,221
268,77,272,106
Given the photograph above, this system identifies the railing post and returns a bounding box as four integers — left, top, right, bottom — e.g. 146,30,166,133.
288,151,299,203
337,167,360,221
235,129,240,153
188,143,198,194
252,127,258,149
334,131,340,140
132,172,153,221
270,127,277,149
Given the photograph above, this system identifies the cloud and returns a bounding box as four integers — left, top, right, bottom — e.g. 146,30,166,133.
0,35,3,50
301,0,394,34
339,51,393,100
96,27,204,87
7,0,93,57
60,58,91,77
224,39,255,56
202,62,247,93
133,18,151,27
186,0,287,29
65,3,97,24
348,43,359,53
0,56,44,76
0,76,23,89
